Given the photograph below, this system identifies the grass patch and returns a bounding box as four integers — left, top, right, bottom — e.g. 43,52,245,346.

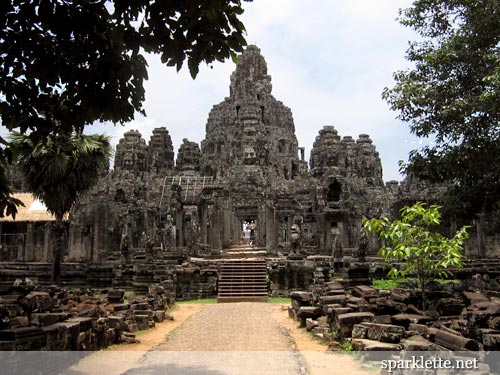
372,278,408,289
176,298,217,304
372,277,459,289
268,297,291,303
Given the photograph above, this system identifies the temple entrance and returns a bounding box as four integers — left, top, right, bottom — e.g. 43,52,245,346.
241,218,257,245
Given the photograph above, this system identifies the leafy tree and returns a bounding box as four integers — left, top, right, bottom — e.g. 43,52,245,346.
11,131,112,284
0,0,250,216
363,202,469,309
383,0,500,218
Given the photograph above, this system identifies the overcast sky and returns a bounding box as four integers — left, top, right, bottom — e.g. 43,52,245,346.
84,1,423,181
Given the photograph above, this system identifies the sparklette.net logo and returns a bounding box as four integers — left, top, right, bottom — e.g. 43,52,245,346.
381,355,479,373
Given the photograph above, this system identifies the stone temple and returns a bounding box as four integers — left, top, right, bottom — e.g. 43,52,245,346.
0,45,494,296
67,45,395,260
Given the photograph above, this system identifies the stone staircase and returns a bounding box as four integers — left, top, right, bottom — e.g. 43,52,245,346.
223,244,267,258
217,259,268,302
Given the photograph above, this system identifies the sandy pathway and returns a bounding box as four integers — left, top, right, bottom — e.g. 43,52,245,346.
67,303,376,375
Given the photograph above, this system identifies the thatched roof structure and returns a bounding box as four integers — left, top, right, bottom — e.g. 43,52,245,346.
0,193,69,222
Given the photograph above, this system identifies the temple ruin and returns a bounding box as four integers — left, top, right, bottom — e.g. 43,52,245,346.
0,45,498,295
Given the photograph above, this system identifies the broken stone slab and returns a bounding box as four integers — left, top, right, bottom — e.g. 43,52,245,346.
463,291,489,305
135,314,150,330
120,331,138,344
391,314,430,329
351,285,378,299
375,298,407,315
296,306,322,327
409,323,429,337
306,318,319,331
30,312,69,327
133,309,154,320
334,312,375,337
351,324,368,339
319,295,346,306
489,316,500,330
324,289,346,296
433,328,482,351
112,303,130,312
153,310,166,323
346,296,369,306
390,289,411,304
317,316,329,328
66,317,94,332
107,289,125,302
8,316,29,329
434,297,466,316
327,307,352,320
351,338,403,351
51,321,81,350
365,322,405,343
42,323,70,350
289,291,313,305
483,334,500,350
148,285,166,295
325,281,344,291
0,327,46,350
18,291,52,313
133,302,150,311
107,316,124,330
400,335,435,351
374,315,392,325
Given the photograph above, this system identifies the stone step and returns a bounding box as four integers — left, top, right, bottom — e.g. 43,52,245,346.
217,258,268,303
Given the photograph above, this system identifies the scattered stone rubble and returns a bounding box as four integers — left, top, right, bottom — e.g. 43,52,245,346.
0,282,174,350
289,280,500,373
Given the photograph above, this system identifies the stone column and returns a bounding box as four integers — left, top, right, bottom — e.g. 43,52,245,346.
222,199,232,248
176,205,184,247
210,198,222,252
258,205,266,247
265,204,277,254
232,215,241,246
200,204,208,245
26,223,35,261
43,223,51,262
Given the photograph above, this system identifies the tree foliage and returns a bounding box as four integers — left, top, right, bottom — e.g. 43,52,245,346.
383,0,500,217
11,131,112,283
0,0,250,216
363,202,469,309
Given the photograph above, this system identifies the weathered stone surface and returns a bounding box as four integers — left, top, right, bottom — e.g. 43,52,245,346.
306,318,318,331
290,291,313,304
463,291,489,305
401,335,435,351
30,313,68,327
296,306,322,327
319,295,346,306
107,290,125,302
483,334,500,350
434,328,482,351
153,310,166,323
334,312,374,337
113,303,131,312
435,298,465,316
391,314,430,329
351,285,378,299
19,292,52,312
364,323,405,343
134,314,150,331
351,339,402,351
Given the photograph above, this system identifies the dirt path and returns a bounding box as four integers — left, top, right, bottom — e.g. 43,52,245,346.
68,303,376,375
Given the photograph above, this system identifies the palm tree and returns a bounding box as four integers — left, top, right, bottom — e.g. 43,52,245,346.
11,131,112,284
